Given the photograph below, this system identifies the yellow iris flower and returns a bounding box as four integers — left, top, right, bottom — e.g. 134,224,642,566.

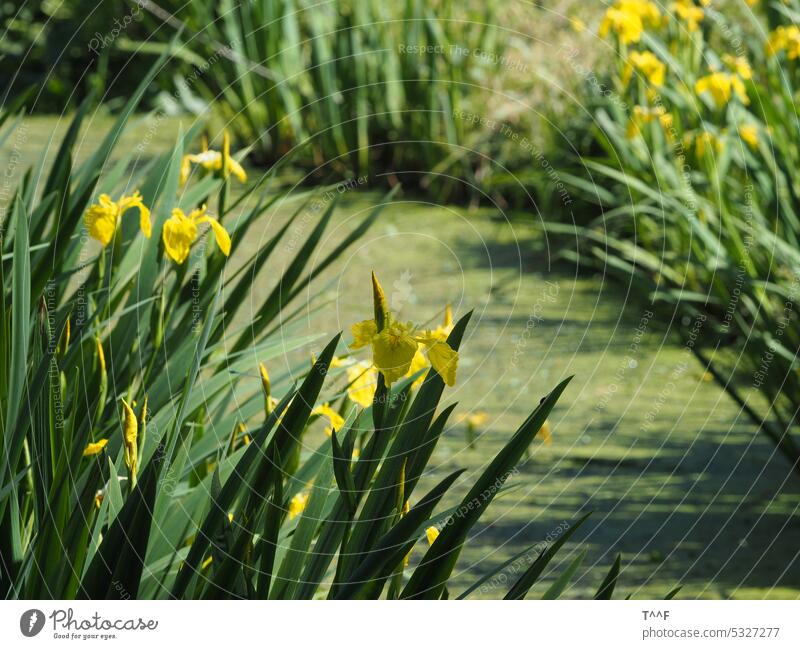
766,25,800,59
599,0,661,45
288,492,309,520
83,439,109,457
695,72,748,108
345,306,451,403
350,274,459,387
311,403,345,436
462,411,490,429
694,130,723,157
670,0,704,31
180,131,247,186
739,125,759,149
162,205,231,264
84,191,151,247
723,55,752,80
624,51,666,87
626,105,671,139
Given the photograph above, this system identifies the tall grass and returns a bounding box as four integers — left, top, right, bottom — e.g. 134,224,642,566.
136,0,498,195
551,0,800,473
0,52,618,599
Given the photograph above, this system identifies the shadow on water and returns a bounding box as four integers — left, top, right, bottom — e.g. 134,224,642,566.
440,416,800,598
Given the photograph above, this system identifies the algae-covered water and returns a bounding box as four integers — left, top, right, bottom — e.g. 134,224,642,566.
4,116,798,599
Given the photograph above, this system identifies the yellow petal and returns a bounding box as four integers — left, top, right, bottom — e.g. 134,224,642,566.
162,209,197,264
372,326,418,385
288,492,309,520
739,125,759,149
425,526,440,545
538,420,552,445
350,319,377,349
312,403,345,436
347,362,377,408
197,215,231,257
84,194,118,247
118,191,151,239
83,439,109,456
430,304,455,341
228,158,248,183
189,150,222,171
425,340,458,387
405,348,428,390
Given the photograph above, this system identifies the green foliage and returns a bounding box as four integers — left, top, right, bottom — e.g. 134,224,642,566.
137,0,500,196
554,1,800,474
0,1,160,113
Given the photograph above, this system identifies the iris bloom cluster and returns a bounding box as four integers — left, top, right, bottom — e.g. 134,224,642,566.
84,131,244,265
694,72,749,108
599,0,661,45
766,24,800,59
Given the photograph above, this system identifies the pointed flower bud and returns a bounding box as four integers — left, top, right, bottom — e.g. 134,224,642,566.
121,399,138,486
